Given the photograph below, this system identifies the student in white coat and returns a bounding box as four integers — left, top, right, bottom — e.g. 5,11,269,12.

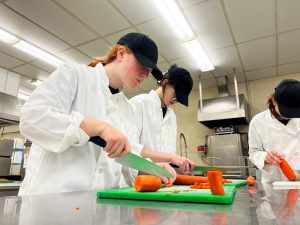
130,65,195,174
19,32,176,196
249,79,300,183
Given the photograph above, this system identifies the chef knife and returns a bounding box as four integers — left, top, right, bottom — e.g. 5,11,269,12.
89,136,174,178
169,163,224,172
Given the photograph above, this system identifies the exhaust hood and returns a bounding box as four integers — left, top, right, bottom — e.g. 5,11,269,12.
198,75,250,129
0,92,20,126
0,69,21,126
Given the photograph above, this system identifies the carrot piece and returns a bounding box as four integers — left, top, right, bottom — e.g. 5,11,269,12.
174,175,208,185
208,170,225,195
222,179,232,183
247,176,256,186
165,183,172,188
134,175,161,192
280,159,296,181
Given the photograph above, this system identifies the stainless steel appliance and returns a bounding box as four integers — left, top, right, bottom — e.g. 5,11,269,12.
0,139,24,178
205,131,249,178
197,74,254,178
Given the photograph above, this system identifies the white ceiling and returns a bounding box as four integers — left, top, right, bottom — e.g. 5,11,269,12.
0,0,300,96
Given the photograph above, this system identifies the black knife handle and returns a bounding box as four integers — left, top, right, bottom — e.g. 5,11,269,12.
169,163,179,168
89,136,106,147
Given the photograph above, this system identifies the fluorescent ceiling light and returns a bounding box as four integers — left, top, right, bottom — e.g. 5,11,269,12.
153,0,193,40
0,28,19,44
184,39,215,72
14,41,64,67
0,28,64,67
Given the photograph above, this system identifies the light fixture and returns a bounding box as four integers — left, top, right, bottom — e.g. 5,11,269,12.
152,0,215,72
153,0,193,40
184,39,215,72
0,28,65,67
30,78,43,86
0,28,19,44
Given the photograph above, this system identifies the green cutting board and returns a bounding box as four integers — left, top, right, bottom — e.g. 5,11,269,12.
97,179,246,205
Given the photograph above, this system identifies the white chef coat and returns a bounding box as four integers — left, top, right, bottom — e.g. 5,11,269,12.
130,90,177,154
19,63,140,196
249,110,300,183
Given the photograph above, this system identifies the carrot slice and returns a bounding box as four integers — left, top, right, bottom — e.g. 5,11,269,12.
208,170,225,195
280,159,296,181
174,175,208,185
134,175,161,192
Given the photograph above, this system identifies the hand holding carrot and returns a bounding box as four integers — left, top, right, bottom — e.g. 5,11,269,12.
265,150,283,167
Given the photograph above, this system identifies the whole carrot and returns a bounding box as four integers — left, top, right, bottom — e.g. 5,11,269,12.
208,170,225,195
280,159,296,181
134,175,162,192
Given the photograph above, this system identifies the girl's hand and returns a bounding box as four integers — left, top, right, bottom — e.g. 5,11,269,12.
155,162,177,184
80,118,130,158
265,150,283,167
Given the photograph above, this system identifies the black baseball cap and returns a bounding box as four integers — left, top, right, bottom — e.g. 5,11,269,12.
117,32,163,80
274,79,300,118
167,66,193,106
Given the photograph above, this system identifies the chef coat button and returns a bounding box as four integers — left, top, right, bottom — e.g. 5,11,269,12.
115,171,120,177
98,168,103,174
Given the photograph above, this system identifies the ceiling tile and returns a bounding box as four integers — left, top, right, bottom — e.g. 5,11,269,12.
185,0,233,50
239,36,276,70
0,5,69,53
170,56,203,77
55,0,130,36
77,38,109,58
6,0,97,45
0,51,24,69
158,61,171,74
136,18,181,44
278,30,300,64
278,0,300,32
56,48,91,65
278,62,300,76
177,0,207,8
0,42,36,62
224,0,275,42
110,0,160,25
245,66,276,81
104,28,137,46
12,64,50,80
209,46,242,76
31,60,57,73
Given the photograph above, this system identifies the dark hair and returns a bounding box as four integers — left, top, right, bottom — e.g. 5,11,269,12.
267,94,282,120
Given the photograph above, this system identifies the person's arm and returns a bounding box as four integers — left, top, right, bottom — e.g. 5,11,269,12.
19,64,90,153
141,148,194,174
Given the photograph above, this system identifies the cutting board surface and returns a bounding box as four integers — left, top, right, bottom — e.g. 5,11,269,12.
97,180,246,204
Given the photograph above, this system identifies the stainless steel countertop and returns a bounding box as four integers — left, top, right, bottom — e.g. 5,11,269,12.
0,182,299,225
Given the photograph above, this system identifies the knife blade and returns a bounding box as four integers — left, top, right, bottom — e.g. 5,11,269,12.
169,163,224,172
89,136,174,178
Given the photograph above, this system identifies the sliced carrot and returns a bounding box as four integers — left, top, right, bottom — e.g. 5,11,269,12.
174,175,208,185
134,175,161,192
208,170,225,195
280,159,296,181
